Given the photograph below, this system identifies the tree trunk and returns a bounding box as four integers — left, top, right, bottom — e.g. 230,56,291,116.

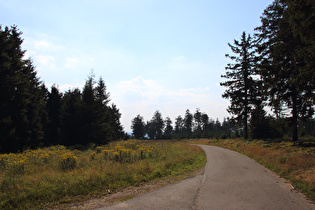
292,94,298,143
244,111,248,139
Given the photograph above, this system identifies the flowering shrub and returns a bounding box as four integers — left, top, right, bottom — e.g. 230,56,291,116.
101,141,158,162
0,153,28,174
58,152,78,171
89,152,96,161
0,140,159,175
24,149,50,165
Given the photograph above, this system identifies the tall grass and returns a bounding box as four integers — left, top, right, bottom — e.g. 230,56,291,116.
189,138,315,201
0,140,206,209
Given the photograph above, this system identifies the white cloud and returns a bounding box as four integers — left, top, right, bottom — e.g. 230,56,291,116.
64,57,80,69
34,55,55,68
111,76,229,132
45,83,85,92
24,37,65,53
34,40,53,50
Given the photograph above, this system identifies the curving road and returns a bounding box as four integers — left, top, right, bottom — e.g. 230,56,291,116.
97,145,314,210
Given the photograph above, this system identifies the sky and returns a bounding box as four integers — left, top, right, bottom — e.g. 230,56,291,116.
1,0,274,132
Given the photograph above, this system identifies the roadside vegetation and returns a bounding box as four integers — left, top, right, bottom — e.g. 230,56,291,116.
189,138,315,201
0,140,206,209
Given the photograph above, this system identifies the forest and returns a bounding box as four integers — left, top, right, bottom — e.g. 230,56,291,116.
1,0,314,153
0,25,125,153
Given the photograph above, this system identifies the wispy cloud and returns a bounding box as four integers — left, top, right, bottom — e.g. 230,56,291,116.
111,76,228,131
34,55,55,69
45,83,85,92
64,57,80,69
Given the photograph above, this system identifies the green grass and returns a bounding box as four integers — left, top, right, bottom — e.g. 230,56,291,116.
0,140,206,209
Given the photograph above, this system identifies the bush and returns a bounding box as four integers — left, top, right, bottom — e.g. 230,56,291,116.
58,152,77,171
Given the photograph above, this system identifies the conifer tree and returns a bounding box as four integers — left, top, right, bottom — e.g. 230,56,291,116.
174,115,184,138
184,109,193,137
221,31,257,139
131,115,145,139
61,89,83,146
0,25,46,152
45,85,63,145
163,117,173,139
108,104,124,141
255,0,314,142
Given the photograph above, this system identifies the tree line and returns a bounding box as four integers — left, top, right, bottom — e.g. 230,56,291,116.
131,109,235,140
131,109,315,141
0,25,124,153
220,0,314,142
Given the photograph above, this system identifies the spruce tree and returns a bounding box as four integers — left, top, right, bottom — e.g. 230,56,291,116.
174,115,184,138
0,25,46,152
255,0,314,142
184,109,193,137
163,117,173,139
108,104,124,141
61,89,83,146
221,31,257,139
45,85,63,145
131,114,145,139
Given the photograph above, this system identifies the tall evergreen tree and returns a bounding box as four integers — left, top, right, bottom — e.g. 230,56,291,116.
0,25,46,152
193,108,202,132
45,85,63,145
61,89,83,146
108,104,124,141
163,117,173,139
145,121,155,140
174,115,184,138
131,115,145,139
95,76,110,105
221,31,257,139
255,0,314,142
201,113,209,131
146,110,164,140
286,0,315,100
183,109,193,138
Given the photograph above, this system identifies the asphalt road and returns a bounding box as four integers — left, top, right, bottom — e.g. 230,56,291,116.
97,145,314,210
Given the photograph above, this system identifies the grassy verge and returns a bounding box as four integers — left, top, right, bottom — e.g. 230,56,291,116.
0,140,206,209
188,138,315,201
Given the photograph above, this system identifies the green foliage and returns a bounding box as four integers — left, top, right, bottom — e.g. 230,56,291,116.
131,115,146,139
145,110,165,139
0,25,47,153
220,31,259,139
0,25,124,152
255,0,314,142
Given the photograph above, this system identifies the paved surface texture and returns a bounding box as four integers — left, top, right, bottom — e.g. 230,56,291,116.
97,145,314,210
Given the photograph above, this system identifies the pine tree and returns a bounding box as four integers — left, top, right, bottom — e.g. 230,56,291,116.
0,25,46,152
255,0,314,142
131,115,145,139
286,0,315,100
193,108,202,133
184,109,193,137
108,104,124,141
163,117,173,139
146,110,164,140
45,85,63,145
221,31,257,139
61,89,83,146
174,115,184,138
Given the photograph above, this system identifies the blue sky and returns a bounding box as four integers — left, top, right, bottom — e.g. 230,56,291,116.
1,0,273,132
